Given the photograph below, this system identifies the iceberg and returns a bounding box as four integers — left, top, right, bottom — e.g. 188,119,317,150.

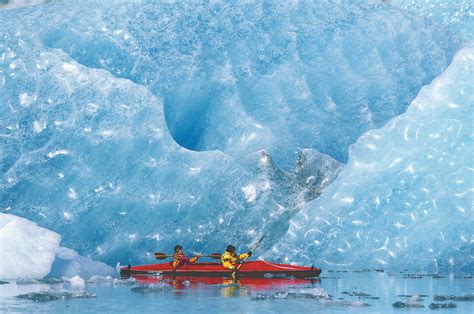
0,0,468,271
0,213,60,279
269,47,474,272
0,40,341,263
0,213,115,279
0,1,459,164
46,247,116,279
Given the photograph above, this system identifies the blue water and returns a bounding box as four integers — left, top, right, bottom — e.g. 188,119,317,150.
1,271,472,313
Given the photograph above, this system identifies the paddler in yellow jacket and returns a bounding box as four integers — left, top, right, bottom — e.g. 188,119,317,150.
221,245,252,270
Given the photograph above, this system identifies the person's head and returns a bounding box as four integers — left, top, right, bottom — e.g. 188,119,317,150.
174,245,183,253
226,245,236,254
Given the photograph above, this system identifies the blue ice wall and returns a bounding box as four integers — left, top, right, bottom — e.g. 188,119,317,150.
1,1,459,164
0,32,342,263
269,47,473,272
390,0,473,42
0,1,468,269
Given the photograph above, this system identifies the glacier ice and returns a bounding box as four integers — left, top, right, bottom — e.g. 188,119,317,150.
0,0,47,11
0,213,60,279
0,1,348,265
62,275,86,291
46,247,116,279
0,37,341,263
0,0,470,272
0,1,459,164
269,47,473,272
0,214,115,279
390,0,473,42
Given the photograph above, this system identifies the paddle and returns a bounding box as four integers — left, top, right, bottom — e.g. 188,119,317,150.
154,252,221,260
196,253,222,260
232,233,266,278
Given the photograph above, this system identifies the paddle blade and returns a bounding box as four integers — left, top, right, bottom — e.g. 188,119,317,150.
154,252,170,260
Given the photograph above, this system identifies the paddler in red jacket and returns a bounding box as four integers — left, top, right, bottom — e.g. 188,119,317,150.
220,245,252,270
172,245,199,268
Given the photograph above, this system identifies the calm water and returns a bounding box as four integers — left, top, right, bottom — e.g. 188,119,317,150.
0,270,472,313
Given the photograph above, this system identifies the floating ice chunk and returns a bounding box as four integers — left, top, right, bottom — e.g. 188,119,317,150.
287,286,330,299
0,214,61,280
0,215,113,281
15,290,96,302
47,247,116,279
62,275,86,291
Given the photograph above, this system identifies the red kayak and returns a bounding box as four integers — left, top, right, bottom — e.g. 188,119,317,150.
120,261,321,278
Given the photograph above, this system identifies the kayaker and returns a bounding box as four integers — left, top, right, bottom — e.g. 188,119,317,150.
172,245,199,268
221,245,252,270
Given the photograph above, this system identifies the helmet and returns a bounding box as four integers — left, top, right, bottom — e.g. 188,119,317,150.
174,245,183,252
226,245,236,253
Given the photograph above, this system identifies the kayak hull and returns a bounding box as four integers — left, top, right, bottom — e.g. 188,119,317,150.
120,261,321,278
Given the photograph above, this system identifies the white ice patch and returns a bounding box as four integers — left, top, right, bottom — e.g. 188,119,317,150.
63,275,86,291
326,96,337,112
47,247,116,279
341,196,354,205
63,211,73,221
67,188,78,200
0,213,61,279
32,120,47,133
19,92,36,107
62,63,78,73
242,184,257,202
0,214,115,280
47,149,69,158
189,167,201,175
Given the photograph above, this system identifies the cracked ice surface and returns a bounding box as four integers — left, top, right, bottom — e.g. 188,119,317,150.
0,36,341,264
0,1,467,270
0,1,459,164
269,47,474,272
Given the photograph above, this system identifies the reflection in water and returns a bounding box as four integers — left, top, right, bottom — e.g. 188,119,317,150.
220,279,248,298
130,274,321,298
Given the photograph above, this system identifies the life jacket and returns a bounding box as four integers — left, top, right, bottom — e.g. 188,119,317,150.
171,252,190,268
221,251,249,270
171,252,199,268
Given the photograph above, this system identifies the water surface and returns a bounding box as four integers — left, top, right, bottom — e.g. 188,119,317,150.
1,270,472,313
